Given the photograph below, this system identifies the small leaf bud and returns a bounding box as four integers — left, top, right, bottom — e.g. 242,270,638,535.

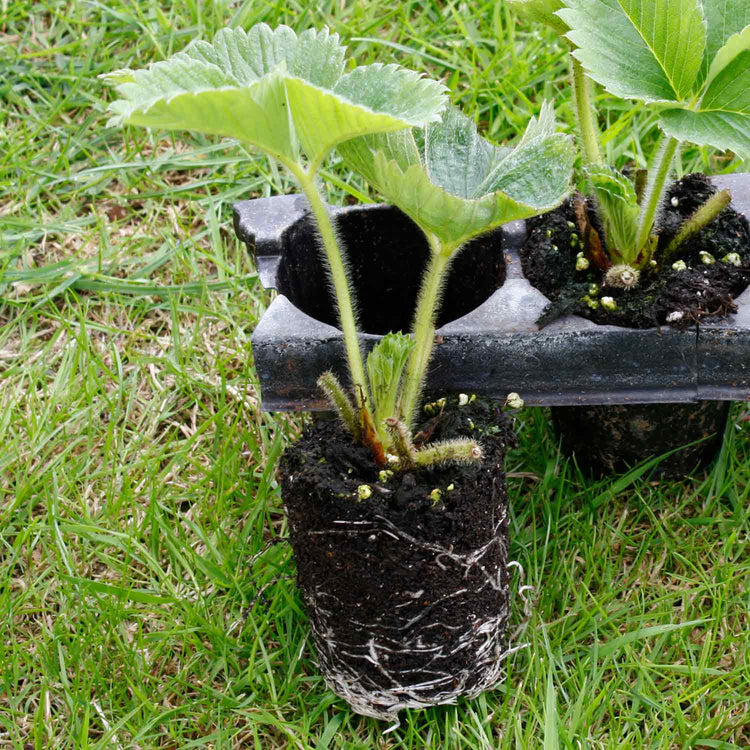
423,397,446,414
546,229,553,238
601,296,617,311
567,221,576,229
446,483,455,491
722,252,741,266
672,259,687,272
458,393,469,406
588,283,600,296
357,485,372,501
581,294,599,309
430,488,442,502
378,469,394,483
699,251,715,265
505,392,524,409
386,453,400,466
575,252,590,271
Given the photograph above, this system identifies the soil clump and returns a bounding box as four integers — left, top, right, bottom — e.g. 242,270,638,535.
279,396,516,720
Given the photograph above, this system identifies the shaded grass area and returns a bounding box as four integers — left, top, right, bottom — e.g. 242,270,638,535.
1,1,748,747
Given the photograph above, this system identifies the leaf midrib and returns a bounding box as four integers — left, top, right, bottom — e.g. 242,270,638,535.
614,0,696,103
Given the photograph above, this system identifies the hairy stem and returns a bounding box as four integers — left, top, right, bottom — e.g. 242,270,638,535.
397,237,455,430
570,56,602,168
634,135,679,262
293,166,373,428
414,438,483,467
317,371,361,440
662,189,731,263
384,417,418,468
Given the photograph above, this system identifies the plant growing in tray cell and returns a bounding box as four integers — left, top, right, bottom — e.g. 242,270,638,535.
103,21,577,723
103,22,575,470
509,0,750,289
102,23,446,457
335,102,574,451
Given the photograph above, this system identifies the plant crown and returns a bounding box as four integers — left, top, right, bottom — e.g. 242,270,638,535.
510,0,750,281
103,23,574,472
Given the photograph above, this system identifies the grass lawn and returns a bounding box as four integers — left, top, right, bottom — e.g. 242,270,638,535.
1,1,748,747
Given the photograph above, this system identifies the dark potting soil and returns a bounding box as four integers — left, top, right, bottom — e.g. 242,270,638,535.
277,206,506,335
521,174,750,328
278,396,516,719
552,400,731,477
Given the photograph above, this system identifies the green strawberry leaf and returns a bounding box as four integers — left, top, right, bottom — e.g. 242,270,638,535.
507,0,570,36
341,104,574,249
102,25,340,165
104,62,298,163
558,0,706,104
660,47,750,159
704,24,750,90
659,110,750,161
337,129,421,186
286,64,447,170
178,25,345,87
367,332,415,436
102,24,448,171
701,50,750,113
425,106,511,200
474,102,565,203
702,0,750,82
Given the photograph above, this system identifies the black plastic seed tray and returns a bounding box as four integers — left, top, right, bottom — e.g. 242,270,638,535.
233,174,750,411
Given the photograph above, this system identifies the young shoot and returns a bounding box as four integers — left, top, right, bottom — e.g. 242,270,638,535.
336,102,574,445
102,23,446,466
103,23,574,474
509,0,750,283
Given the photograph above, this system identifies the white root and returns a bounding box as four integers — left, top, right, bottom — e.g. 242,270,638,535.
297,509,515,721
308,609,513,721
